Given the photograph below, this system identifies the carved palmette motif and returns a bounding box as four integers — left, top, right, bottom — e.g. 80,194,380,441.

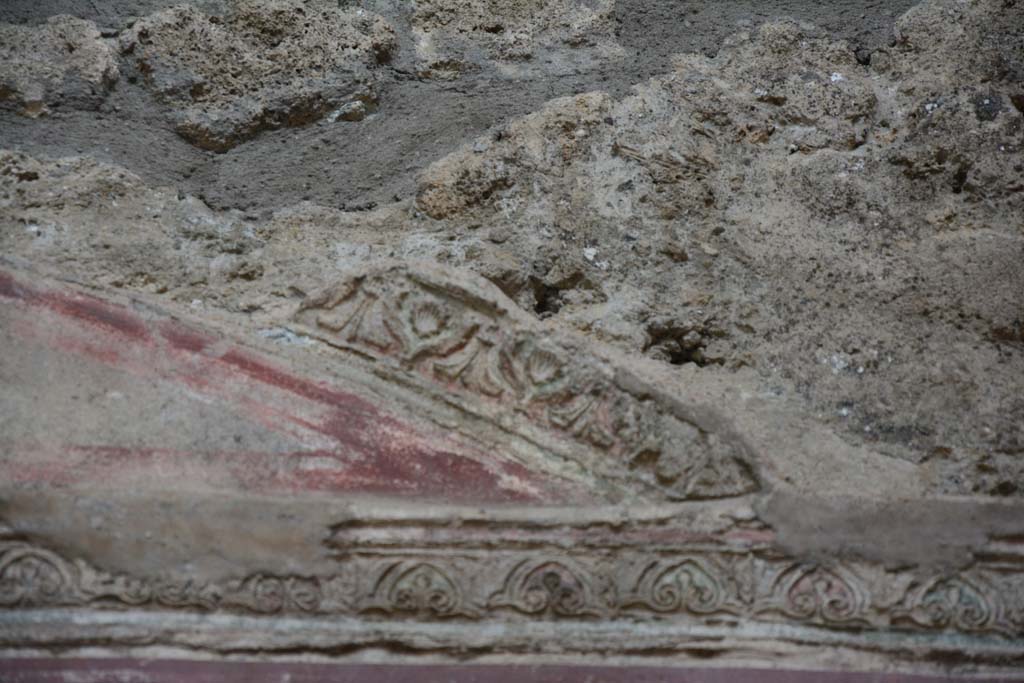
291,265,757,501
3,537,1022,640
0,545,82,607
489,559,615,617
763,564,869,626
894,576,1000,633
366,561,471,617
628,557,733,614
0,543,151,608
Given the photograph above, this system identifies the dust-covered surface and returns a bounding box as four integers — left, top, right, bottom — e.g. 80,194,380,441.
2,0,1021,500
0,15,119,117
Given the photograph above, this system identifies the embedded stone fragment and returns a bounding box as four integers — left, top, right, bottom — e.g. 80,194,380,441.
0,15,119,117
409,0,623,79
120,0,396,151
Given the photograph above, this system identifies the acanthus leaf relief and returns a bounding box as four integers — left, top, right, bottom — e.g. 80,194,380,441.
292,264,759,501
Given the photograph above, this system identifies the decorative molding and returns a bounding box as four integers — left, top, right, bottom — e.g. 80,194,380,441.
3,531,1022,641
291,264,757,502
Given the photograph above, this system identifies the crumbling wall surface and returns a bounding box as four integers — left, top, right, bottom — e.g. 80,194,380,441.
0,0,1023,674
409,0,1024,495
405,0,623,78
119,0,396,150
0,15,119,117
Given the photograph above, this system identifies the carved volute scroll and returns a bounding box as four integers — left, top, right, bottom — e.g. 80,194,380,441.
291,263,758,502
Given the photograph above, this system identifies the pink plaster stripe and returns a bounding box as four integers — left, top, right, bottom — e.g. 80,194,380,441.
1,660,1022,683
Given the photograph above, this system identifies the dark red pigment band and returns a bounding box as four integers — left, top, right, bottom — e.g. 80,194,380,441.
2,660,1023,683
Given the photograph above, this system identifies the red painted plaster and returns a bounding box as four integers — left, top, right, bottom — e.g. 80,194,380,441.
0,269,580,504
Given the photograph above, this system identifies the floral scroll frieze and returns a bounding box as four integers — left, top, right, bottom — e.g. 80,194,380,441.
290,264,758,501
3,538,1022,639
